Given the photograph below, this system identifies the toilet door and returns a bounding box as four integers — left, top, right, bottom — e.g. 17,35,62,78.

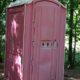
31,1,59,80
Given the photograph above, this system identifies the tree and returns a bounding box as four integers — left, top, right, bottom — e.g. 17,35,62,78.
68,0,80,69
68,0,74,69
73,2,80,66
0,0,11,62
60,0,80,69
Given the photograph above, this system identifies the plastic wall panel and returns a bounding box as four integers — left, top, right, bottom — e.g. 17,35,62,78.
23,4,33,80
5,6,24,80
57,7,66,80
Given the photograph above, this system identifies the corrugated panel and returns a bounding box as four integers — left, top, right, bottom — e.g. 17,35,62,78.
5,6,24,80
23,4,33,80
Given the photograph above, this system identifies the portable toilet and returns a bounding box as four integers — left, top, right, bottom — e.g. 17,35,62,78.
5,0,66,80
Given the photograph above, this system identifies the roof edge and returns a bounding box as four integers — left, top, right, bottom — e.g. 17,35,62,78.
33,0,66,9
7,0,66,9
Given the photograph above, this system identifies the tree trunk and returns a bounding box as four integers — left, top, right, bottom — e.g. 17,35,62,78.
68,0,74,69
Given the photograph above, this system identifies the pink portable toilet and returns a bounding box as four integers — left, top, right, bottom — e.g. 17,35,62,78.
5,0,66,80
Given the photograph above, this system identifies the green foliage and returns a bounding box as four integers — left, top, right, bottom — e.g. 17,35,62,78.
60,0,80,69
0,0,12,62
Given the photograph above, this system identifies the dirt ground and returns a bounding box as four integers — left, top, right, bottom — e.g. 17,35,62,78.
0,63,80,80
64,69,80,80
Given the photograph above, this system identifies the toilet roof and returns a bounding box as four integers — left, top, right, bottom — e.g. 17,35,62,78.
8,0,66,9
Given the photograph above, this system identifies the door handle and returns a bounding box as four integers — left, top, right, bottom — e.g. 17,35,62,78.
53,40,58,49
